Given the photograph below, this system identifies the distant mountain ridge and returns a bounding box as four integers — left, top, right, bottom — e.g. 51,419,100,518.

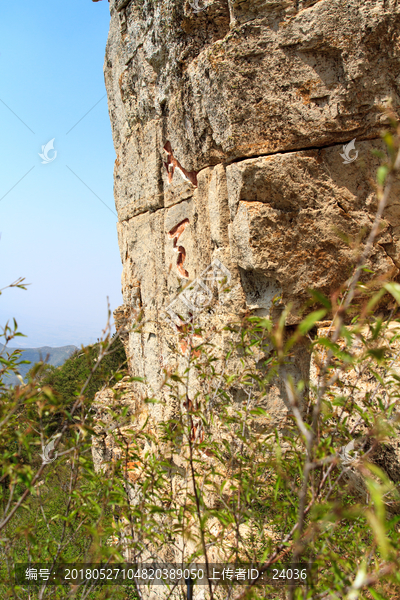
0,345,78,385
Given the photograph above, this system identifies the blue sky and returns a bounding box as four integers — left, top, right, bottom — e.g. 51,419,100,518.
0,0,123,348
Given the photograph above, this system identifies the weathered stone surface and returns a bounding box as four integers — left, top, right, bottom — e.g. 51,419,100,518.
113,139,400,404
227,141,400,319
105,0,400,333
96,0,400,572
98,0,400,463
105,0,400,218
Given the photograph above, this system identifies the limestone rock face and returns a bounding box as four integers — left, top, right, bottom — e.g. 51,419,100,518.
103,0,400,446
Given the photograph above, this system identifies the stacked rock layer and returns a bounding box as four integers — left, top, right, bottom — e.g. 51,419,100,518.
104,0,400,419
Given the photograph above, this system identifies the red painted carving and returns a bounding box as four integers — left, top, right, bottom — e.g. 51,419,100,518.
163,141,198,187
168,218,190,278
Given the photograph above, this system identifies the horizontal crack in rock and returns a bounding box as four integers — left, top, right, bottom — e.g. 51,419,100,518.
117,137,382,223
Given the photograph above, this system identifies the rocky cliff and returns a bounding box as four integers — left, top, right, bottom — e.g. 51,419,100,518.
103,0,400,421
89,1,400,582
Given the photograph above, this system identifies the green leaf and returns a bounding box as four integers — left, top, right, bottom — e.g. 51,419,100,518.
367,347,386,362
249,407,269,417
366,510,390,559
383,131,395,151
384,282,400,305
369,589,388,600
258,318,272,331
377,165,389,186
308,289,332,309
332,396,346,406
365,463,393,492
341,325,354,346
366,288,386,315
371,149,386,160
316,337,353,362
298,309,327,335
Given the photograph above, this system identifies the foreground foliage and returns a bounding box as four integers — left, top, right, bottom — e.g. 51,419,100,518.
0,113,400,599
